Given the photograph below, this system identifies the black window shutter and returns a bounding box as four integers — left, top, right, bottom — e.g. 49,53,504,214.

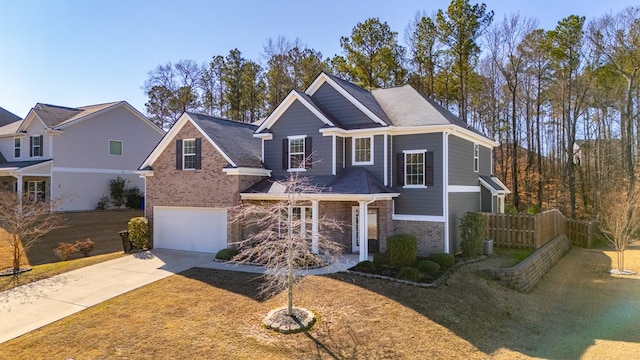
425,151,434,186
305,136,312,169
282,138,288,170
29,137,33,157
396,153,404,187
176,139,183,170
195,138,202,169
39,135,43,156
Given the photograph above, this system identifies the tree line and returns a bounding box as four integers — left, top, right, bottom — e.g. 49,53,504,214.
143,0,640,219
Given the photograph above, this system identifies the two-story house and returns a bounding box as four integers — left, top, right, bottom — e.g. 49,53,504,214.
0,102,164,211
140,73,508,259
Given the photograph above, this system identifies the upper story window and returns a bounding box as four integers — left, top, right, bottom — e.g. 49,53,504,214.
14,138,20,158
352,136,373,165
30,135,43,157
397,150,434,188
183,139,197,170
474,143,480,173
109,140,123,156
175,138,201,170
283,135,312,171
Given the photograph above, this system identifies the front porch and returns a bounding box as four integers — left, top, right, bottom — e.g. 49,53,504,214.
0,160,53,203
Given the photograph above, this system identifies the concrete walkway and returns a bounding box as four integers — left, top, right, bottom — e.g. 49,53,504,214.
0,249,359,344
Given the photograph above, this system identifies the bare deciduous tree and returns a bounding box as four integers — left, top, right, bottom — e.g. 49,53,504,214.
0,190,61,274
599,187,640,274
229,167,343,318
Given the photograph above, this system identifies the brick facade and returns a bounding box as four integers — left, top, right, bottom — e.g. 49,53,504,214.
145,121,262,246
393,220,446,256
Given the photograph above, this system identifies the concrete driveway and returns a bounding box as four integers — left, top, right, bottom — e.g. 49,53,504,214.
0,249,214,344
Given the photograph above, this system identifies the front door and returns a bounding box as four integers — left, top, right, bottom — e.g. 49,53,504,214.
352,207,378,252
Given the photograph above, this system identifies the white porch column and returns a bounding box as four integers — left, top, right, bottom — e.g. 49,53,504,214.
358,200,368,262
15,175,23,211
311,200,319,254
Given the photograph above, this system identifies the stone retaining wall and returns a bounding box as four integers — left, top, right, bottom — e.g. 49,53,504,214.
488,235,571,293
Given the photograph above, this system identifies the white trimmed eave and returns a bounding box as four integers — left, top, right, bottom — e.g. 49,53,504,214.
253,132,273,140
305,73,387,126
18,112,47,132
255,91,334,133
240,192,400,201
139,113,237,169
44,129,63,135
320,124,498,148
0,160,53,177
136,169,154,177
223,167,272,176
479,176,512,195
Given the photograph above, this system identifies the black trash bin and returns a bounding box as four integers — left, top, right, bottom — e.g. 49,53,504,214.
119,230,131,253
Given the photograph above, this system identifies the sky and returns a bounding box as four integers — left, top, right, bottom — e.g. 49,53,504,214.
0,0,637,118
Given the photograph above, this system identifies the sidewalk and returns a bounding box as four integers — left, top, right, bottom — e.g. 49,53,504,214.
0,249,358,344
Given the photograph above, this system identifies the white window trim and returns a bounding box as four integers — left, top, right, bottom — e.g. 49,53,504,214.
13,138,20,158
403,149,427,189
474,143,480,173
31,135,42,157
287,135,307,172
183,138,196,170
108,139,123,157
352,135,374,165
27,180,45,202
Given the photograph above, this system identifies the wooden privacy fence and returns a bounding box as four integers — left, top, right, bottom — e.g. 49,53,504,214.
482,210,597,250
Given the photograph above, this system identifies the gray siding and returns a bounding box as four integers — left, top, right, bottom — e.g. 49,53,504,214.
448,135,493,184
480,146,492,175
449,192,480,253
340,135,385,181
264,100,333,177
336,136,344,171
392,133,443,216
312,83,378,128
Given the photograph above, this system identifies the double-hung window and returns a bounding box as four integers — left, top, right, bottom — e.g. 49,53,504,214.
473,143,480,172
353,136,373,165
404,150,425,187
30,135,43,157
14,138,21,158
288,136,305,170
27,180,46,202
183,139,197,170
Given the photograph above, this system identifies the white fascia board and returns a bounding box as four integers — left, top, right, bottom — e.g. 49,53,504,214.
253,132,273,140
479,176,512,195
139,112,191,169
136,169,154,177
240,192,400,202
222,167,271,176
18,111,47,132
392,214,446,222
306,73,387,126
319,124,498,148
255,91,334,133
448,185,481,193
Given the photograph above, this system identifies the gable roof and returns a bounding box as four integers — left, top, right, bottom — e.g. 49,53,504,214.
187,113,263,168
0,106,21,127
255,90,337,133
140,112,264,171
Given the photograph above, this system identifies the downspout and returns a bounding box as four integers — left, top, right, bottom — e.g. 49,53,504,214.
443,131,450,254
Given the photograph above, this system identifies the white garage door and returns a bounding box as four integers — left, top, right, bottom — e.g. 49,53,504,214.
154,206,228,253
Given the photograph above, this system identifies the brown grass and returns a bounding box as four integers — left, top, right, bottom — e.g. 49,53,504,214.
0,209,141,269
2,244,640,359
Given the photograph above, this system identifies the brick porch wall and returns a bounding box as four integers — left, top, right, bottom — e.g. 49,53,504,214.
393,220,446,256
145,121,263,246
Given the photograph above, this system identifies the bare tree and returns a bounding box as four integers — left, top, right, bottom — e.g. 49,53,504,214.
0,190,61,274
229,166,343,321
599,186,640,274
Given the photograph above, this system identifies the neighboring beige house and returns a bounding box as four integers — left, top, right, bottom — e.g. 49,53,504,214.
0,102,164,211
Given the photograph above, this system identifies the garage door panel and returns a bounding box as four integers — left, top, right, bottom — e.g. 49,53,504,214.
154,207,227,253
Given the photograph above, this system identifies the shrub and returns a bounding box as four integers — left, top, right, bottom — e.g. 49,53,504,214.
372,252,388,265
460,212,485,258
397,266,421,282
75,239,95,257
353,260,376,272
125,186,143,209
128,217,150,249
427,253,455,268
96,195,110,210
416,260,440,274
54,242,77,261
109,177,128,207
386,234,417,267
215,248,239,261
